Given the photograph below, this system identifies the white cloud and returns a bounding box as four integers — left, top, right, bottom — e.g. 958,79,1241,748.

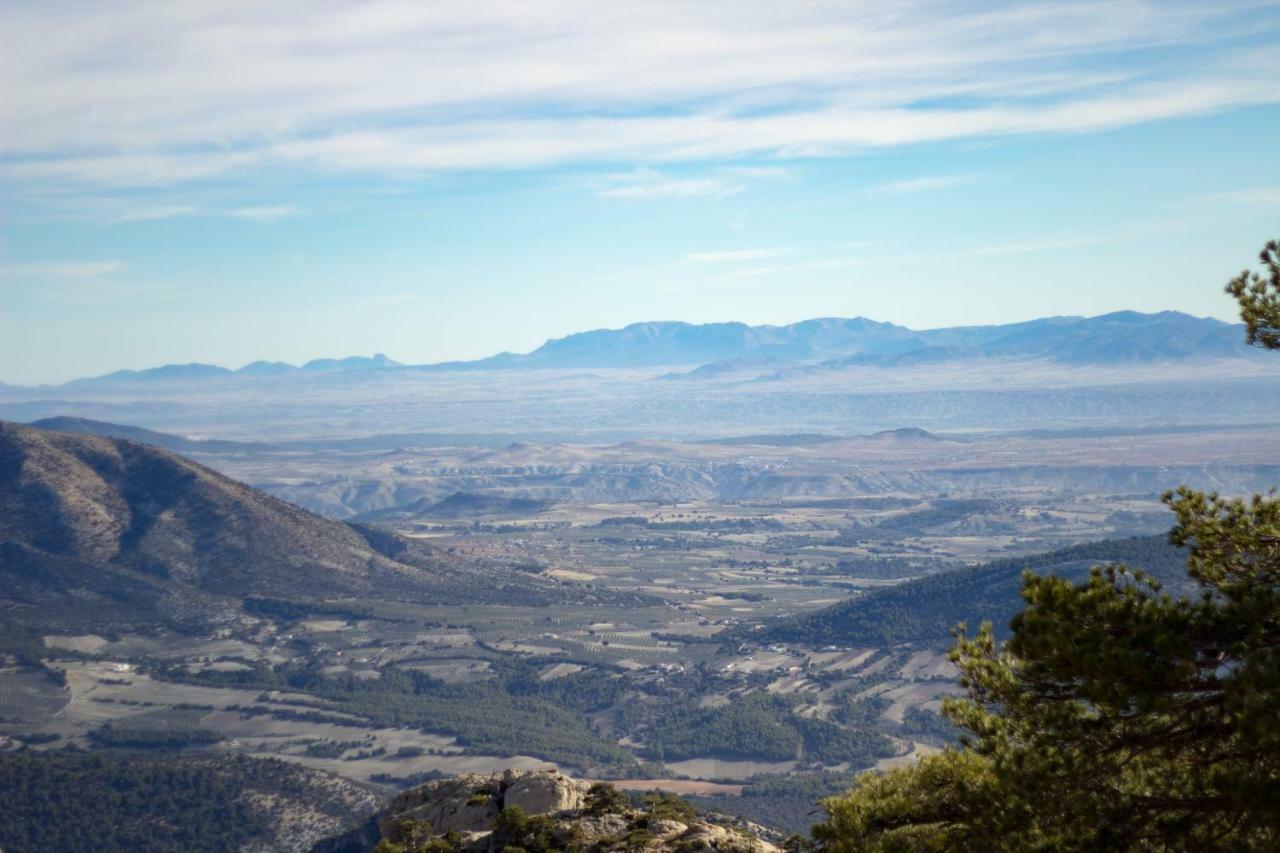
1,2,1277,188
681,248,793,264
1,260,126,279
719,166,797,181
594,169,743,200
971,235,1116,256
115,205,198,223
1201,186,1280,207
866,175,982,194
230,205,301,222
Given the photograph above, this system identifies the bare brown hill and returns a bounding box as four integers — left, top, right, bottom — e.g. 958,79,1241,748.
0,421,616,635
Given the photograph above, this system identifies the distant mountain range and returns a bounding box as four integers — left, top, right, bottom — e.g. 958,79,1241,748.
11,311,1261,389
56,353,401,388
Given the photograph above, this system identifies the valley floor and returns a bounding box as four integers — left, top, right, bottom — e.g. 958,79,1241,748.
3,423,1274,836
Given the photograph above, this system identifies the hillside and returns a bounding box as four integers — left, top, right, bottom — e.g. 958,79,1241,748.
354,491,555,522
0,421,607,636
752,534,1191,647
0,750,381,853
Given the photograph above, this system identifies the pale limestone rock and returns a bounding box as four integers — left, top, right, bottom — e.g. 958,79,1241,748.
649,818,689,838
503,770,589,815
677,822,780,852
576,812,631,840
378,774,500,835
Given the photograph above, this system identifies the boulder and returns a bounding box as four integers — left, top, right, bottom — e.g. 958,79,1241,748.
677,822,778,852
503,770,589,815
649,818,689,838
378,775,501,835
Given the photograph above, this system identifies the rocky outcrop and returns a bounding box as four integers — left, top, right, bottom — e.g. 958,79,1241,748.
504,770,590,815
374,769,590,837
313,769,777,852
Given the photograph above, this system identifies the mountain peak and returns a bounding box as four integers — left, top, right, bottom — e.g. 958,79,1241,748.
300,353,402,372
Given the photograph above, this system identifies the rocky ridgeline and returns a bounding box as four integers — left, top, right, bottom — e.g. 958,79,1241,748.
313,769,779,852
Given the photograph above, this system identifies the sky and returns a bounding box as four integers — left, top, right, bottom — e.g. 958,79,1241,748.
2,1,1279,385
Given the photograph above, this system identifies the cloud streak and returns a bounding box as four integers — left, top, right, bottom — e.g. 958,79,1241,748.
230,205,302,223
681,248,793,264
114,205,198,223
2,261,127,279
867,175,982,194
594,169,744,200
2,2,1278,189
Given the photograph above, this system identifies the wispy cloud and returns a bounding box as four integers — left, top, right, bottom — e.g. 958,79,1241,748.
2,260,126,279
719,166,797,182
594,169,742,200
970,235,1116,256
2,2,1275,189
866,175,982,194
1200,186,1280,207
230,205,301,222
115,205,198,223
681,248,793,264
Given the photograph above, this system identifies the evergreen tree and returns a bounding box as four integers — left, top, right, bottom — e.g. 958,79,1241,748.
814,239,1280,851
1226,238,1280,350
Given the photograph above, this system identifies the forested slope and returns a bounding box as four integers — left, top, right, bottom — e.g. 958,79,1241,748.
0,751,380,853
754,534,1189,647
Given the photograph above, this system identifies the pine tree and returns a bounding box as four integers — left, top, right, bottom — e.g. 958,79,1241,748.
1226,239,1280,350
814,239,1280,851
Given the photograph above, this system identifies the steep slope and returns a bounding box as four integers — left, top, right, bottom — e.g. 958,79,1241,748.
752,535,1190,647
0,421,597,634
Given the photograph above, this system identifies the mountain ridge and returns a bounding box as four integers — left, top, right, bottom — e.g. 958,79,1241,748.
28,415,276,453
10,311,1259,389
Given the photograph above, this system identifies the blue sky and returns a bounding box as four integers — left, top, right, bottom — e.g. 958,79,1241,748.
2,1,1279,384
